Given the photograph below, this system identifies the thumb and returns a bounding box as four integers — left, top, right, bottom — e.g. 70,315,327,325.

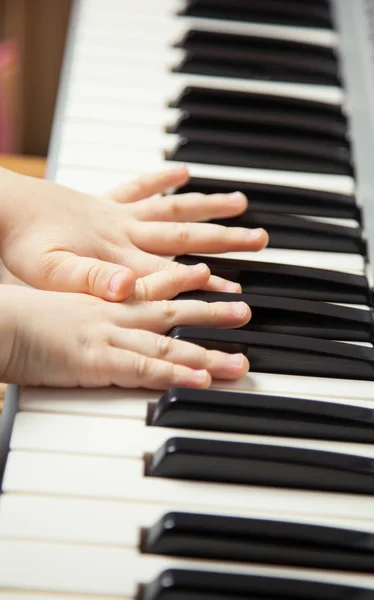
40,252,136,301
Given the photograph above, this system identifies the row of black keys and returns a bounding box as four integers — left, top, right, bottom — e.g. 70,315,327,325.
175,176,364,254
173,26,339,86
142,569,371,600
167,86,352,176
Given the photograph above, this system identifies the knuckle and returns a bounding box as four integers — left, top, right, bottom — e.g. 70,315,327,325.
167,197,183,218
176,224,192,245
160,300,177,322
85,262,103,293
135,354,151,380
135,278,151,301
155,334,173,359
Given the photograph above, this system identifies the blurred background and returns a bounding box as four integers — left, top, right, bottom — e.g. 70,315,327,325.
0,0,72,409
0,0,71,158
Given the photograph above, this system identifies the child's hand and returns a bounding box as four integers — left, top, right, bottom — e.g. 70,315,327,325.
0,166,268,301
0,279,250,389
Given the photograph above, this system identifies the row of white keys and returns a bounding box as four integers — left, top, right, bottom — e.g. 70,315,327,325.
3,447,374,523
79,0,339,48
2,490,374,548
10,410,374,460
1,537,373,596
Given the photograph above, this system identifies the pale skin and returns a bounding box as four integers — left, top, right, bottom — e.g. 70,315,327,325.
0,165,267,390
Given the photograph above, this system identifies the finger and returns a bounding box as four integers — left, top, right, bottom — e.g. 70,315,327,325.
133,263,211,301
109,328,249,380
111,248,243,293
39,251,136,301
202,274,242,294
115,299,251,332
132,190,247,222
130,221,269,254
107,165,189,204
107,347,211,390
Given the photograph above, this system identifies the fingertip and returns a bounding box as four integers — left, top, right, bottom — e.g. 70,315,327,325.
224,280,242,293
186,369,211,389
245,228,269,251
108,269,136,301
227,191,248,211
170,163,189,177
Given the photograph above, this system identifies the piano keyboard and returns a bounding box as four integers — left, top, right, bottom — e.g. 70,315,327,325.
1,0,374,597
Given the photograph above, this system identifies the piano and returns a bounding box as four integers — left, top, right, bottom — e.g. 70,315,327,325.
1,0,374,596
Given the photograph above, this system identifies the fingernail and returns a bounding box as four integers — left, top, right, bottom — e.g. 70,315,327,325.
231,302,248,317
229,353,245,368
191,262,208,273
247,228,265,239
225,281,241,293
228,191,246,204
109,271,127,294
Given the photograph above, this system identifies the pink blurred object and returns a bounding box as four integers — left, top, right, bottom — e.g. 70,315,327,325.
0,40,18,153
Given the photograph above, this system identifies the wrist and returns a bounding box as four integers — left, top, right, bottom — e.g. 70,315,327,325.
0,285,21,382
0,167,20,243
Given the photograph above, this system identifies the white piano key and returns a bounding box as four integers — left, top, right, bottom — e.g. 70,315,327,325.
1,538,373,596
60,122,179,148
60,119,180,145
79,5,338,47
4,451,374,522
11,412,374,460
78,18,339,48
19,371,374,420
0,594,111,600
67,66,344,105
197,249,364,274
54,166,140,193
1,493,373,548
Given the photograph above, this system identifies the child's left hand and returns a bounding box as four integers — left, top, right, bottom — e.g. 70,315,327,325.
0,165,268,301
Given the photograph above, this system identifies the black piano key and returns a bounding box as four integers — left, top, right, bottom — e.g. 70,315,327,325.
146,436,374,494
144,511,374,572
174,30,340,86
170,87,348,141
167,140,353,176
179,0,334,29
169,327,374,381
170,117,351,164
175,255,371,305
174,292,373,341
142,569,371,600
174,177,359,219
210,214,364,254
150,388,374,443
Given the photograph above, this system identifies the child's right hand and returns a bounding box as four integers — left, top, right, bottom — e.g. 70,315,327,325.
0,275,250,390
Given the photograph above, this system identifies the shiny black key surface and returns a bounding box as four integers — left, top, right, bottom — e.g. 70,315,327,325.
144,511,374,571
142,569,371,600
150,388,374,443
146,436,374,494
169,327,374,380
175,177,358,219
175,292,373,341
175,30,340,85
170,87,348,140
176,255,371,305
167,139,353,175
210,214,363,254
179,0,334,29
170,117,352,166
